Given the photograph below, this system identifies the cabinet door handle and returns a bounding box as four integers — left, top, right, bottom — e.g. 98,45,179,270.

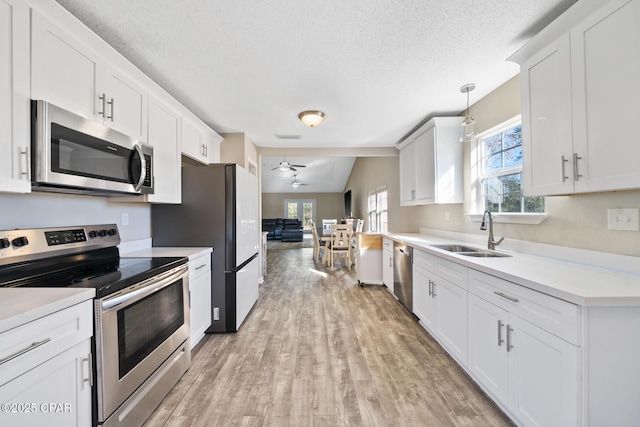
561,155,569,182
497,320,505,346
431,281,436,298
493,291,519,303
107,98,114,121
20,147,30,178
506,325,514,352
0,338,51,365
82,353,93,387
98,93,107,117
389,257,392,268
573,153,582,181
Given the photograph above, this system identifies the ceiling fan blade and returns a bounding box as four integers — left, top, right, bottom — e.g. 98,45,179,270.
271,166,280,170
291,164,306,168
290,167,297,171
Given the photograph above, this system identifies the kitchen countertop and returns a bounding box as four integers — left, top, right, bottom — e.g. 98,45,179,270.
381,232,640,307
0,288,95,334
122,247,212,260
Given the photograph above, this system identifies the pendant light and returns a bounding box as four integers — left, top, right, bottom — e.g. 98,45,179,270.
298,110,325,127
459,83,476,142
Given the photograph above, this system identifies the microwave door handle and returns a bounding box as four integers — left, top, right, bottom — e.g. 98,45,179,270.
133,144,146,191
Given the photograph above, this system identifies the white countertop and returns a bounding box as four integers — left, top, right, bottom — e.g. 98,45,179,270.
382,232,640,307
122,247,212,261
0,288,95,334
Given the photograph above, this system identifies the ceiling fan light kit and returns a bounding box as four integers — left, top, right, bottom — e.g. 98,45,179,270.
298,110,325,127
272,158,307,172
291,174,308,188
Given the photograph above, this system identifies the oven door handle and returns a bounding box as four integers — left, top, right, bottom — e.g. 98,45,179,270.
101,266,187,311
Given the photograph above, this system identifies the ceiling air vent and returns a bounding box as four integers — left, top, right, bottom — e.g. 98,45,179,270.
275,134,302,140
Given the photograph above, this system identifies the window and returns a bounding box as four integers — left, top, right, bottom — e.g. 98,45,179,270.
476,118,544,214
284,199,315,230
367,187,388,232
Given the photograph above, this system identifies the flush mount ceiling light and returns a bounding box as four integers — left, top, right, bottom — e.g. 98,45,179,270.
298,110,325,127
460,83,477,142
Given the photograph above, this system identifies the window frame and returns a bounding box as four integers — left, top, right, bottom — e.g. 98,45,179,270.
467,115,547,225
283,199,316,230
367,186,388,232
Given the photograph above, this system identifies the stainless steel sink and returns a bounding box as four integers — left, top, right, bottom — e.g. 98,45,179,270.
431,243,512,258
460,252,511,258
431,244,480,253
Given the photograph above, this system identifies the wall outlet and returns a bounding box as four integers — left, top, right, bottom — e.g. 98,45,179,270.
213,307,220,321
121,213,129,226
607,208,639,231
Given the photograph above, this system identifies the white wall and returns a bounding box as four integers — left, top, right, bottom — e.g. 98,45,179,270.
0,192,150,242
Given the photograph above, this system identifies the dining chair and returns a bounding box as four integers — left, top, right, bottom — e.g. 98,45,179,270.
322,219,337,236
356,219,364,232
309,221,325,264
329,224,352,270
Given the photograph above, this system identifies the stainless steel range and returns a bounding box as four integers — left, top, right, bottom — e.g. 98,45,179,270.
0,224,190,427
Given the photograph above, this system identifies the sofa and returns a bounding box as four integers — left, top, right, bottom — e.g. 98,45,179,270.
262,218,303,242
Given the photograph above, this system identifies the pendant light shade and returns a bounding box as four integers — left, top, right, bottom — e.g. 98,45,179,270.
298,110,325,127
459,83,476,142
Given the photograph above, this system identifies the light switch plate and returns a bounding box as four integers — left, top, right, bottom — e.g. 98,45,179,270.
607,208,639,231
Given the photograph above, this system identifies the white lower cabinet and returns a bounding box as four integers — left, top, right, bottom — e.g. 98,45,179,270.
0,300,93,427
412,249,467,365
189,252,212,349
467,271,579,427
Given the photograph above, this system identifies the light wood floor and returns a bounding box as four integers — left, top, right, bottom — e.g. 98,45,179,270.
145,246,513,427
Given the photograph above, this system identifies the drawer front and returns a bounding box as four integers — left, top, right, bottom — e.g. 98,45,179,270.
413,249,436,271
189,253,211,281
433,257,467,290
413,250,467,290
468,269,579,345
382,238,393,252
0,300,93,386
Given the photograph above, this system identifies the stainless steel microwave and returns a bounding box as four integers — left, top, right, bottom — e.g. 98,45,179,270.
31,100,154,196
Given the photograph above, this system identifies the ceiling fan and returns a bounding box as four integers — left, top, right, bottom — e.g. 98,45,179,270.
290,175,309,188
272,157,306,172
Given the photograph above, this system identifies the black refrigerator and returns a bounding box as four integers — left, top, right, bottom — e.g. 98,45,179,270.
152,163,260,332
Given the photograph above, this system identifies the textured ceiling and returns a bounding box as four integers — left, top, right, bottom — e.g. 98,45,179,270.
54,0,577,149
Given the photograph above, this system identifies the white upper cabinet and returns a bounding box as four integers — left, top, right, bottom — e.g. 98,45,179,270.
397,117,464,206
0,0,31,194
31,10,148,142
146,95,181,204
512,0,640,196
181,116,223,165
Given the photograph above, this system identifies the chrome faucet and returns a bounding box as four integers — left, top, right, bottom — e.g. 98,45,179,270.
480,210,504,250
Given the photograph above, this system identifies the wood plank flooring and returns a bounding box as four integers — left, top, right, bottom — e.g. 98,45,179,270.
144,246,513,427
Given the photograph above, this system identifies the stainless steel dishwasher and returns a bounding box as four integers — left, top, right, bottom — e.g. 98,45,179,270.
393,241,413,311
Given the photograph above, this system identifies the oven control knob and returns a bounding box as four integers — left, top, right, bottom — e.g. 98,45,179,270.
88,230,98,238
98,229,107,237
0,238,9,249
12,236,29,247
107,228,117,236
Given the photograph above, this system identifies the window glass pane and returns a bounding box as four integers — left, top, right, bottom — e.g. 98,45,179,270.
503,125,522,149
484,153,503,173
302,203,313,228
499,173,523,213
483,134,502,155
287,203,298,219
503,146,523,168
